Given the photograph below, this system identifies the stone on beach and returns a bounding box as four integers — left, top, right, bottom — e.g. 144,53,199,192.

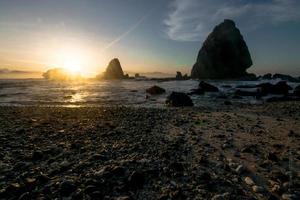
199,81,219,92
146,85,166,95
166,92,193,107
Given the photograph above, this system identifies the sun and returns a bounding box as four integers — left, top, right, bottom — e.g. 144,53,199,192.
63,58,82,73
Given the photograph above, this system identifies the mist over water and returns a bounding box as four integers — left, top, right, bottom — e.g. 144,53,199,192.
0,79,298,108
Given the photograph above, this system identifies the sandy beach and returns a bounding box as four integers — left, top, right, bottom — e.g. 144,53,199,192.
0,102,299,200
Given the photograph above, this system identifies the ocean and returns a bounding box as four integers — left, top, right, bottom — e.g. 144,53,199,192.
0,79,298,107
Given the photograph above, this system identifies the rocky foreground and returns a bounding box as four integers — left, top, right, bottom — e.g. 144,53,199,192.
0,103,299,200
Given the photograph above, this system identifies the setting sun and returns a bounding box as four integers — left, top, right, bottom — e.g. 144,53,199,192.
61,50,84,74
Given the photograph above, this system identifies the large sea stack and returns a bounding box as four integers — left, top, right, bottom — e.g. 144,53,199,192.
191,19,253,79
102,58,126,79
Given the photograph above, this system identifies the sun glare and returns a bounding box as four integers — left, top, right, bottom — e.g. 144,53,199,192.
61,51,84,74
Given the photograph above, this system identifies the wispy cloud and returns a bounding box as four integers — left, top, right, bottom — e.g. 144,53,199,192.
164,0,300,41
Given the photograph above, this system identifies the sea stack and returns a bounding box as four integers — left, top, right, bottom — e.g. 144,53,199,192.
191,19,253,79
102,58,126,79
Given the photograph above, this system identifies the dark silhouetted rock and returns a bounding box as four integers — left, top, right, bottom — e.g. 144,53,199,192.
166,92,193,107
176,71,183,80
101,58,127,79
188,88,204,95
199,81,219,92
294,85,300,96
262,73,272,80
272,74,299,82
266,96,300,102
191,19,252,79
258,81,292,95
146,86,166,95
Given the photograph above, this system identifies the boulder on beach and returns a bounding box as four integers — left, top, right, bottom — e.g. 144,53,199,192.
258,81,292,95
235,81,293,97
191,19,253,79
166,92,193,107
199,81,219,92
100,58,127,79
146,85,166,95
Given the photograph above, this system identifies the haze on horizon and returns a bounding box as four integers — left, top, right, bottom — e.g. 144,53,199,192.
0,0,300,78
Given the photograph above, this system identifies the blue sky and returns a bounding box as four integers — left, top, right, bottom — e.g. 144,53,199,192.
0,0,299,76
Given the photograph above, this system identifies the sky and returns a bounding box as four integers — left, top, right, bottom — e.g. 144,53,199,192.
0,0,300,77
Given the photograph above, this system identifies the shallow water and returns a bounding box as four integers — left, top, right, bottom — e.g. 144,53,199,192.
0,78,297,108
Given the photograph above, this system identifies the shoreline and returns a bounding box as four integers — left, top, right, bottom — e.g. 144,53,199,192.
0,102,299,199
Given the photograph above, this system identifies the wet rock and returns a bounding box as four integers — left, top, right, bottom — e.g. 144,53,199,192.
166,92,193,107
191,19,252,79
146,85,166,95
258,81,292,95
60,180,77,196
199,81,219,92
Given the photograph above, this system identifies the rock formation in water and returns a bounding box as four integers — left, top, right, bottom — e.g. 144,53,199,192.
191,19,253,79
146,85,166,95
101,58,127,79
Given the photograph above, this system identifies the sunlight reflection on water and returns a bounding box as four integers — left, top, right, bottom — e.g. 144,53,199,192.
0,79,298,107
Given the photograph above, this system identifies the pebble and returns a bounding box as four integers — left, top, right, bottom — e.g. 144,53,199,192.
211,192,230,200
282,194,295,200
244,177,255,186
252,185,264,193
235,164,244,174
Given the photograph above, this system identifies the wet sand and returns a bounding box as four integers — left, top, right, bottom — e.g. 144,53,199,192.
0,102,299,199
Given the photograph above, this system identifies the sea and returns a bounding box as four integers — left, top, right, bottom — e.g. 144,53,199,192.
0,78,298,108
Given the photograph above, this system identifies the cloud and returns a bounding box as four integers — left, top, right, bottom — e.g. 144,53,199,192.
164,0,300,41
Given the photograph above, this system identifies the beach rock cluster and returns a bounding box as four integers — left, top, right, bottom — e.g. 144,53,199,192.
191,19,253,79
260,73,300,82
